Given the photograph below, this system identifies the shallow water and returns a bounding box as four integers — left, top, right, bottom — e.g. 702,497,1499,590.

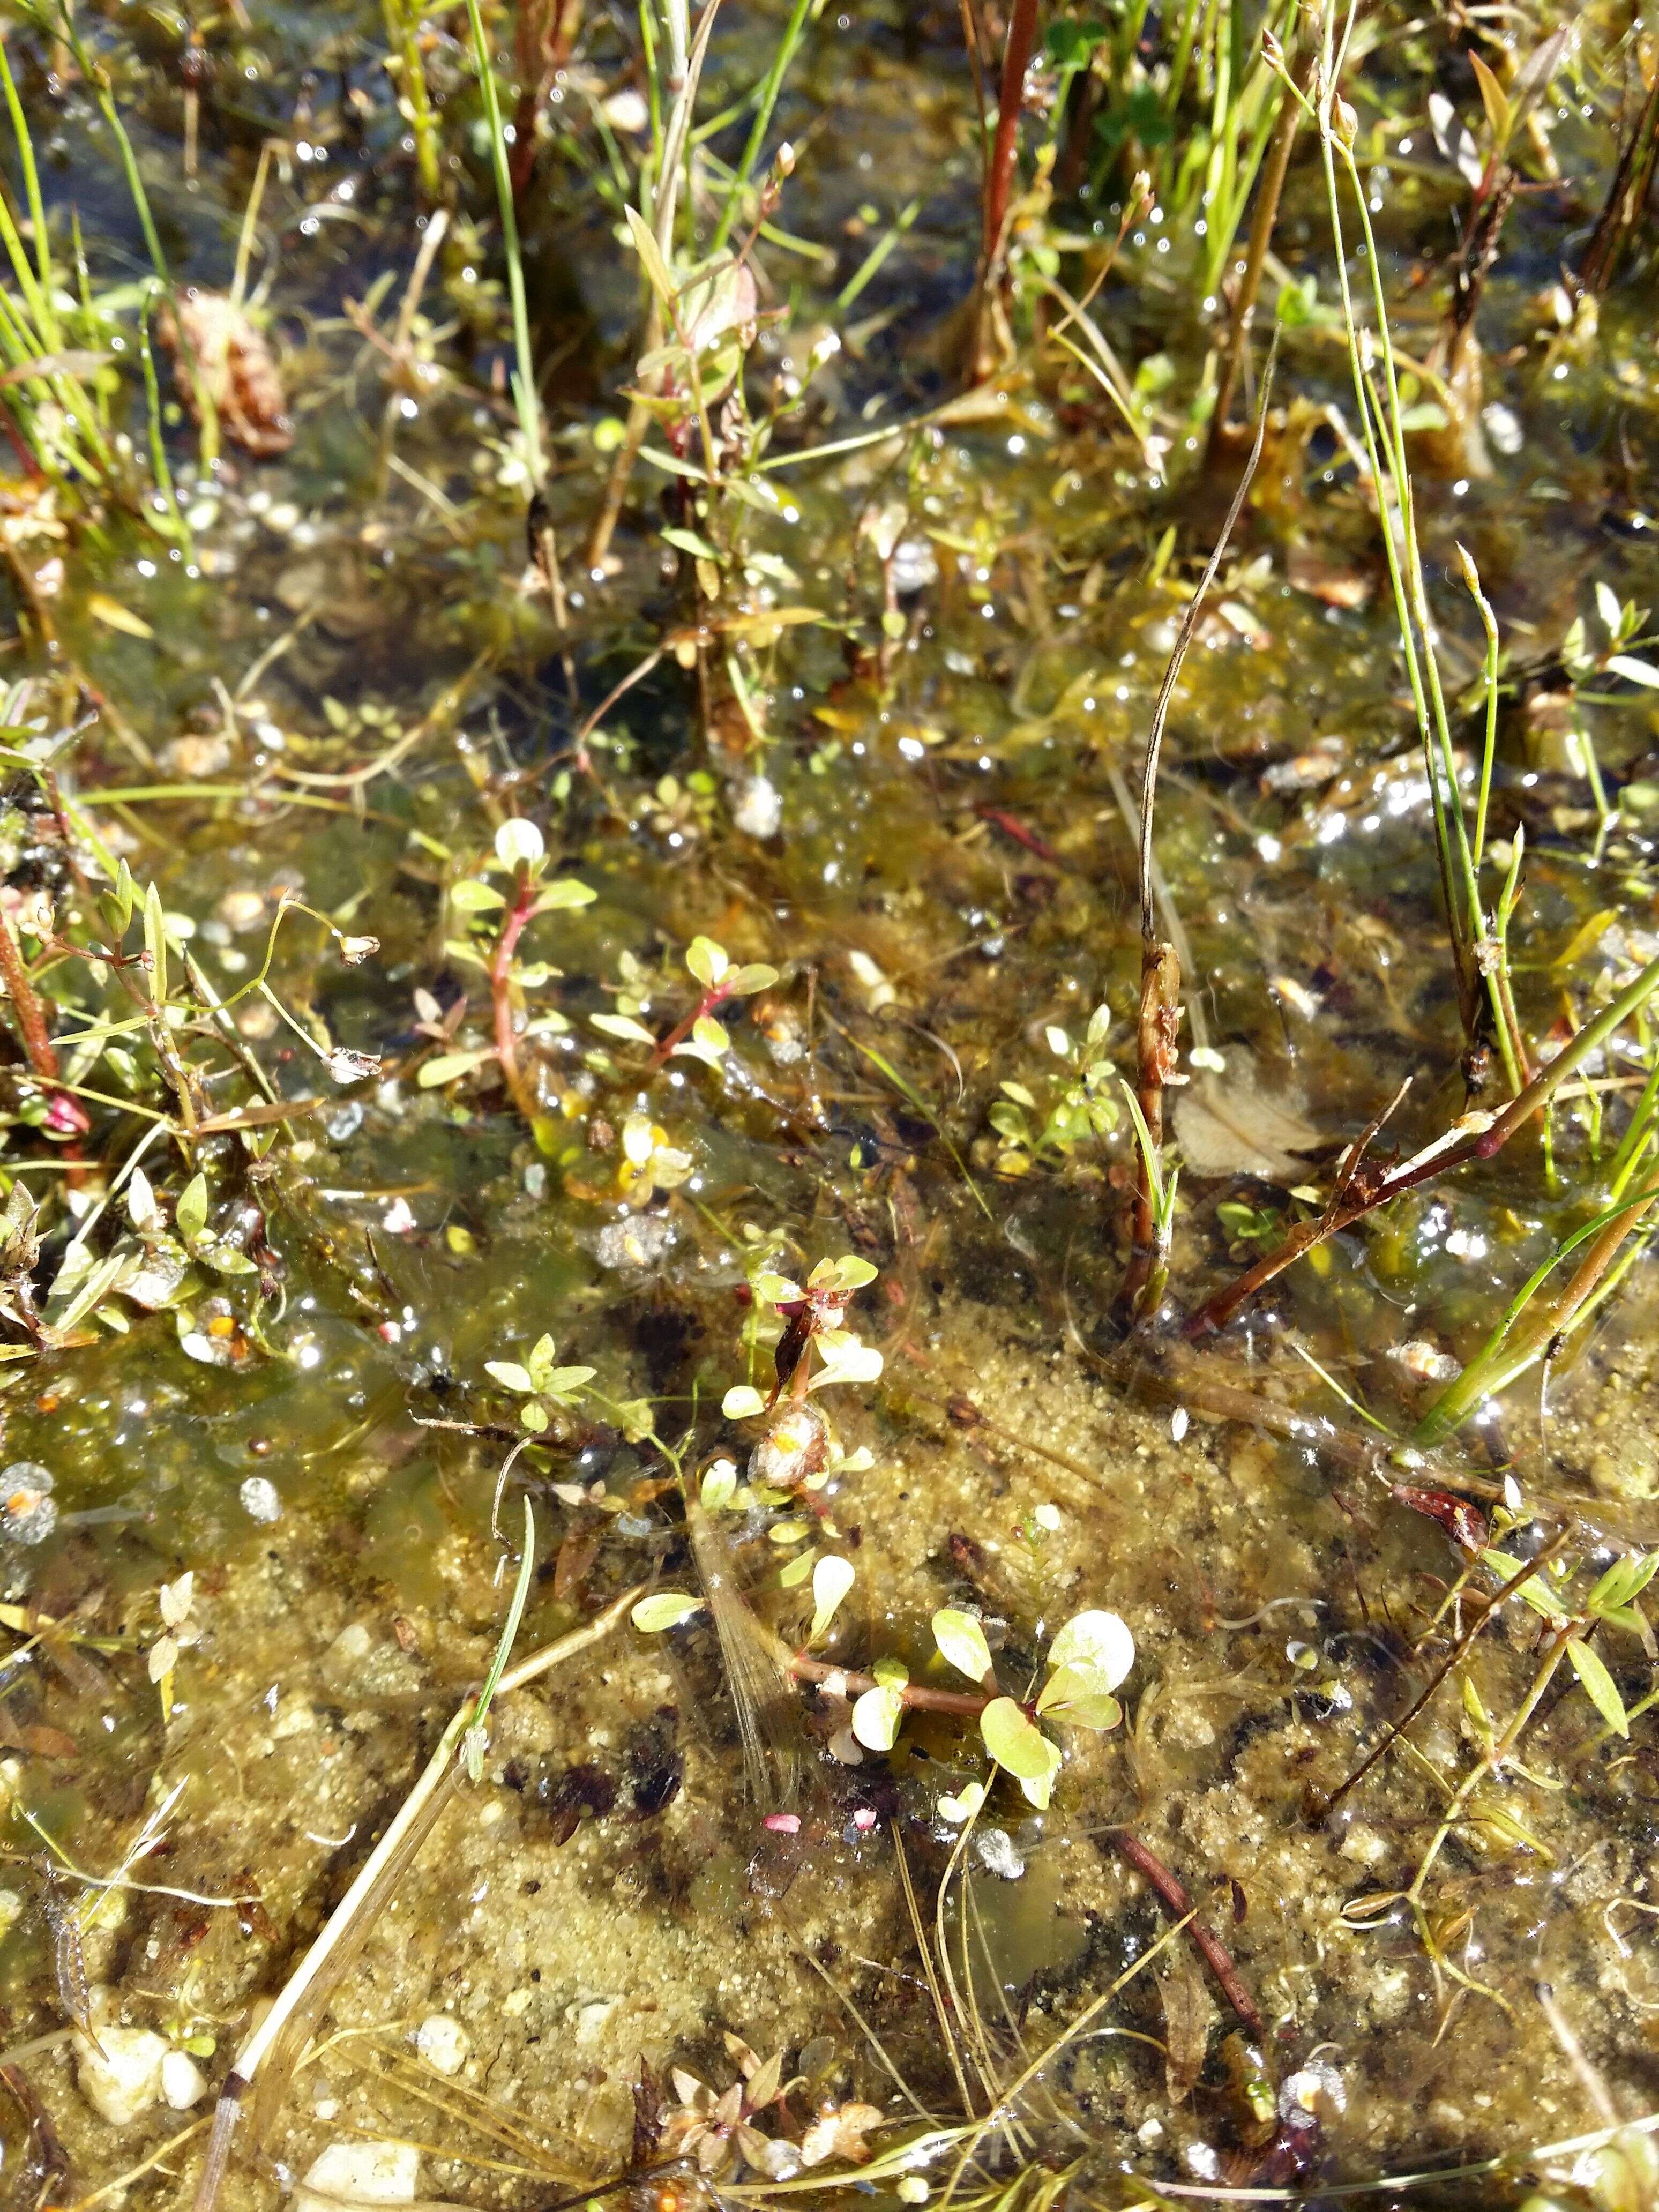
3,3,1659,2206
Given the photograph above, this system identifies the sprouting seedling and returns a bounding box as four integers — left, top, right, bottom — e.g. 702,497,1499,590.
649,936,780,1070
850,1603,1135,1811
426,820,596,1123
617,1114,694,1202
989,1005,1117,1176
1476,1543,1658,1741
721,1253,881,1416
1120,1079,1179,1318
484,1334,596,1435
1564,582,1659,701
147,1573,200,1722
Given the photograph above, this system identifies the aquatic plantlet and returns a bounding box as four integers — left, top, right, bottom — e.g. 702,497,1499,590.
483,1333,597,1436
649,935,779,1068
424,820,595,1129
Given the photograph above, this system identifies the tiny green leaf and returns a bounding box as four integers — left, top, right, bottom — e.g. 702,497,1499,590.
809,1555,855,1645
851,1683,905,1751
724,963,779,996
175,1173,208,1245
700,1459,738,1512
419,1049,492,1087
494,818,544,871
484,1361,535,1394
1034,1666,1123,1730
932,1607,993,1685
623,204,677,312
686,935,729,989
591,1012,659,1047
144,880,168,1004
1481,1548,1571,1621
452,878,507,913
533,878,597,913
722,1385,767,1419
980,1697,1052,1782
1568,1638,1628,1737
1047,1610,1135,1690
632,1592,706,1633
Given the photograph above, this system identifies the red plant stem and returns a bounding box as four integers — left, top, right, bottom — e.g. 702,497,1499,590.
981,0,1039,272
0,908,60,1085
1105,1829,1264,2037
651,985,730,1068
491,870,541,1121
784,1646,993,1718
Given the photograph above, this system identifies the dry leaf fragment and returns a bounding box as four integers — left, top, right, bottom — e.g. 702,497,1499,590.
1286,542,1374,610
799,2100,885,2167
160,290,292,458
1172,1049,1324,1183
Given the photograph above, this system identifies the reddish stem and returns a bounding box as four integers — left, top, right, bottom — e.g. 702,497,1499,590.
0,908,60,1085
981,0,1039,271
784,1646,990,1717
1106,1830,1264,2036
491,870,542,1123
651,984,731,1068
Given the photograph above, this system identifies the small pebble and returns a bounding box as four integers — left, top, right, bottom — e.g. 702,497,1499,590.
294,2141,419,2210
731,775,782,839
240,1476,281,1524
415,2013,469,2075
1,1463,56,1546
74,2023,169,2126
595,1214,677,1270
160,2049,208,2110
974,1827,1026,1880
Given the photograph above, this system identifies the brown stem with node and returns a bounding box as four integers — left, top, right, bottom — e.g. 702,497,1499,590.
1104,1830,1264,2036
968,0,1039,383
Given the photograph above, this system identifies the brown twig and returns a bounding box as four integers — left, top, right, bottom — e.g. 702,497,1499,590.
1104,1830,1264,2037
968,0,1040,382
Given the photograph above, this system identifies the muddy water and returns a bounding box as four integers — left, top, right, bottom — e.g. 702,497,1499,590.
4,3,1659,2207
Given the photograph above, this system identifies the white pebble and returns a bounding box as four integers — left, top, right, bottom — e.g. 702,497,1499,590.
160,2049,208,2109
294,2141,420,2209
416,2013,469,2075
240,1476,282,1523
731,775,782,839
74,2024,169,2126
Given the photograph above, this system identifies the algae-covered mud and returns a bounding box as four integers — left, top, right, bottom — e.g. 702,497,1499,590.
3,1,1659,2206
